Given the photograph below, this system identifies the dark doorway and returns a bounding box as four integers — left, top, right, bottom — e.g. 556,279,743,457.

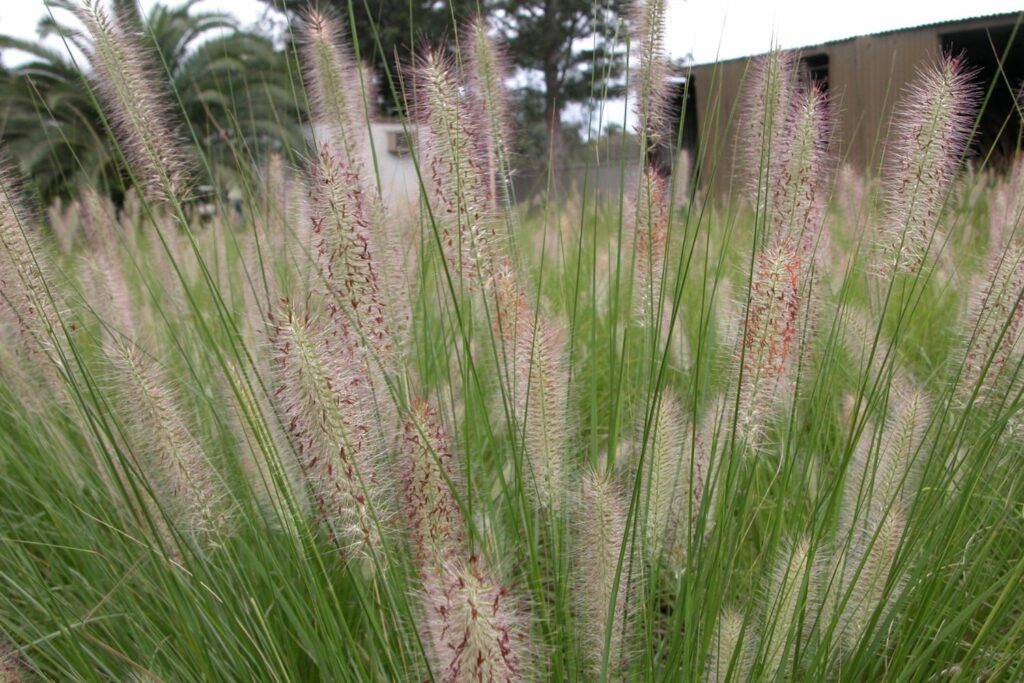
942,22,1024,165
798,53,830,93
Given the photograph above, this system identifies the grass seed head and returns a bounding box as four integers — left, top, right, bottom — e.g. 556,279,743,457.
575,469,636,678
422,558,531,683
642,390,686,562
0,155,67,381
463,16,514,209
876,55,978,275
958,227,1024,407
80,188,136,337
769,83,831,251
741,50,795,220
630,0,671,148
706,608,754,683
832,505,907,657
76,0,190,202
300,9,374,172
401,399,466,568
269,297,391,564
417,51,504,289
760,536,820,679
307,143,395,365
844,379,929,533
223,360,306,532
734,243,802,447
631,168,670,325
109,338,233,540
519,314,571,512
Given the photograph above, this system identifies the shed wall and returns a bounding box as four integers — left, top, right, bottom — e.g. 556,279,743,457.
683,23,1007,193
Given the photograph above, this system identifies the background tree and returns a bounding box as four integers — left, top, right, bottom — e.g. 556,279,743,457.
265,0,479,115
0,0,306,205
267,0,629,164
491,0,628,165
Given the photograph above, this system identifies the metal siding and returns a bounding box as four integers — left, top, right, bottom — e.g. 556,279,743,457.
821,41,858,167
691,59,751,195
683,21,1013,191
849,29,943,174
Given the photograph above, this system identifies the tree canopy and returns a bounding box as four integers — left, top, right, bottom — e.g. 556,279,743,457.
491,0,628,162
267,0,480,115
266,0,629,162
0,0,307,205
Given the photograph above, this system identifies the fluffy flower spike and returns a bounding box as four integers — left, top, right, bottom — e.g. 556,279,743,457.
760,536,819,680
269,297,390,564
489,264,571,513
400,400,465,568
421,558,530,683
300,9,373,171
642,391,685,561
76,0,189,202
641,390,707,566
706,608,753,683
80,188,135,336
957,201,1024,407
831,505,907,657
417,51,504,289
463,16,514,210
630,168,670,326
734,243,802,447
769,83,831,250
519,312,571,512
307,143,394,365
741,50,795,220
0,156,66,378
300,12,412,356
630,0,671,148
224,360,305,532
842,378,929,534
876,55,978,275
109,339,232,539
575,469,636,678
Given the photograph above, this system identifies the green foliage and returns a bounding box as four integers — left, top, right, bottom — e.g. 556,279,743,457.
0,1,306,205
268,0,480,115
492,0,628,159
0,4,1023,683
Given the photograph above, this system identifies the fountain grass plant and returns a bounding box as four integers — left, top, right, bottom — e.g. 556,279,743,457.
0,1,1023,681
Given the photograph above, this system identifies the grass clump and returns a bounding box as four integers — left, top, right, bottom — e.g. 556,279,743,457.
0,1,1023,681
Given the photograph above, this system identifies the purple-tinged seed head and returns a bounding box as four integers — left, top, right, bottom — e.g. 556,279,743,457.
462,16,514,210
421,557,531,683
268,296,391,566
400,399,466,568
300,9,374,172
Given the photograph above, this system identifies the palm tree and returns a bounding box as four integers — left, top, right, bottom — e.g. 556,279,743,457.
0,0,307,206
0,35,120,205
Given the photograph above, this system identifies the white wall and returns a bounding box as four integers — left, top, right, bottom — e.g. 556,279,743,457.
366,122,422,211
309,121,422,212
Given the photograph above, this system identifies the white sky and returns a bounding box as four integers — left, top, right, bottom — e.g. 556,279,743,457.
3,0,1022,67
667,0,1023,65
0,0,274,66
2,0,1021,132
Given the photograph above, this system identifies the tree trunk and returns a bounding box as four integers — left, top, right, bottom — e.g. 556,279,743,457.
542,0,563,171
544,68,563,171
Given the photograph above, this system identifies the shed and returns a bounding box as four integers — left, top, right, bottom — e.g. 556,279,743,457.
673,12,1024,192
